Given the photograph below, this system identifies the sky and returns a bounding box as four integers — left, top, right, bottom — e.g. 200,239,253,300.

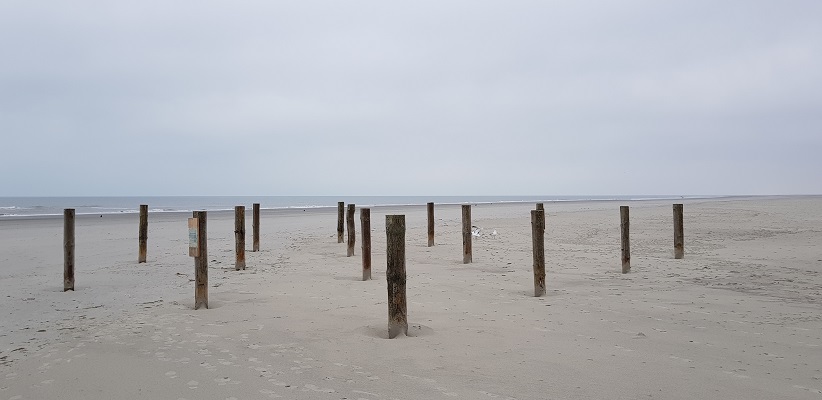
1,1,820,196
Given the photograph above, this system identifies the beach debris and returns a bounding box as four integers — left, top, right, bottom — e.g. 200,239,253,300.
471,226,498,238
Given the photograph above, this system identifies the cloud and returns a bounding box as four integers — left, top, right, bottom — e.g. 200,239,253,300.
1,0,821,195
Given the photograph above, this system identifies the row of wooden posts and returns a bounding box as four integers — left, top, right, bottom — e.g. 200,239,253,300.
336,202,686,336
61,201,686,339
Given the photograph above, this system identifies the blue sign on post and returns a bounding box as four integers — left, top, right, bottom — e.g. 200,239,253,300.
188,218,199,257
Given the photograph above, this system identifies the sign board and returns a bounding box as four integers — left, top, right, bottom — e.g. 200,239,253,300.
188,218,199,257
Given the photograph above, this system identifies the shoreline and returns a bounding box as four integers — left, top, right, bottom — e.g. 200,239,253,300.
1,194,812,221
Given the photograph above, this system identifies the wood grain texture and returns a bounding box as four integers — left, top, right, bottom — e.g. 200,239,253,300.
386,215,407,338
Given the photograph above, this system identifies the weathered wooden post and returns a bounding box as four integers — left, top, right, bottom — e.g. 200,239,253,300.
673,203,684,259
536,203,544,211
462,204,472,264
235,206,246,270
347,204,356,257
337,202,345,243
63,208,75,291
138,204,148,263
193,211,208,309
620,206,630,273
361,208,371,281
531,209,546,296
386,215,407,338
252,203,260,252
427,202,435,247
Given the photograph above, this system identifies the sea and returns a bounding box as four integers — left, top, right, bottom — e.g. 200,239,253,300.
0,195,713,219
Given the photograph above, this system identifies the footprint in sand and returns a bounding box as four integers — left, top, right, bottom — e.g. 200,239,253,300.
165,371,177,379
187,380,199,389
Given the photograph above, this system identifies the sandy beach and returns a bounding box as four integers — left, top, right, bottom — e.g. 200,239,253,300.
0,196,820,399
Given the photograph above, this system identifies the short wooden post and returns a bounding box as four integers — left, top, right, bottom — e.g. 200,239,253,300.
386,215,407,338
462,204,472,264
361,208,371,281
347,204,356,257
252,203,260,252
427,202,435,247
138,204,148,263
235,206,246,270
531,209,546,296
620,206,630,273
194,211,208,309
337,202,345,243
63,209,75,291
673,204,684,259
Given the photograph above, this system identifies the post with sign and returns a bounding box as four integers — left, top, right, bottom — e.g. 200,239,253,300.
191,212,207,309
235,206,246,270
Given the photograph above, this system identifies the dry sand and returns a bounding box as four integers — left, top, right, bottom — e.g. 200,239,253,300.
0,196,820,399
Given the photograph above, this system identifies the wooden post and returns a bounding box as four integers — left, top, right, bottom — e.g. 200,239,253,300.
337,202,345,243
620,206,630,273
531,209,546,297
361,208,371,281
252,203,260,252
194,211,208,309
63,209,75,291
673,203,684,259
235,206,246,270
427,202,435,247
138,204,148,263
462,204,472,264
386,215,407,338
347,204,356,257
536,203,544,211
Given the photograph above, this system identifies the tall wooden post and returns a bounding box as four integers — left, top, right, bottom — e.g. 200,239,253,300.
673,204,684,259
235,206,246,270
63,209,75,291
386,215,407,338
531,209,546,297
427,202,435,247
620,206,630,273
252,203,260,252
462,204,472,264
194,211,208,309
347,204,356,257
337,202,345,243
536,203,544,211
138,204,148,263
361,208,371,281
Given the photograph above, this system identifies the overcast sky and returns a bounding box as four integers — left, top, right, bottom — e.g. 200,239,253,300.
1,1,820,196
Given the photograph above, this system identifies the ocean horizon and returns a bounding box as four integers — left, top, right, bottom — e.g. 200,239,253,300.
0,195,723,219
